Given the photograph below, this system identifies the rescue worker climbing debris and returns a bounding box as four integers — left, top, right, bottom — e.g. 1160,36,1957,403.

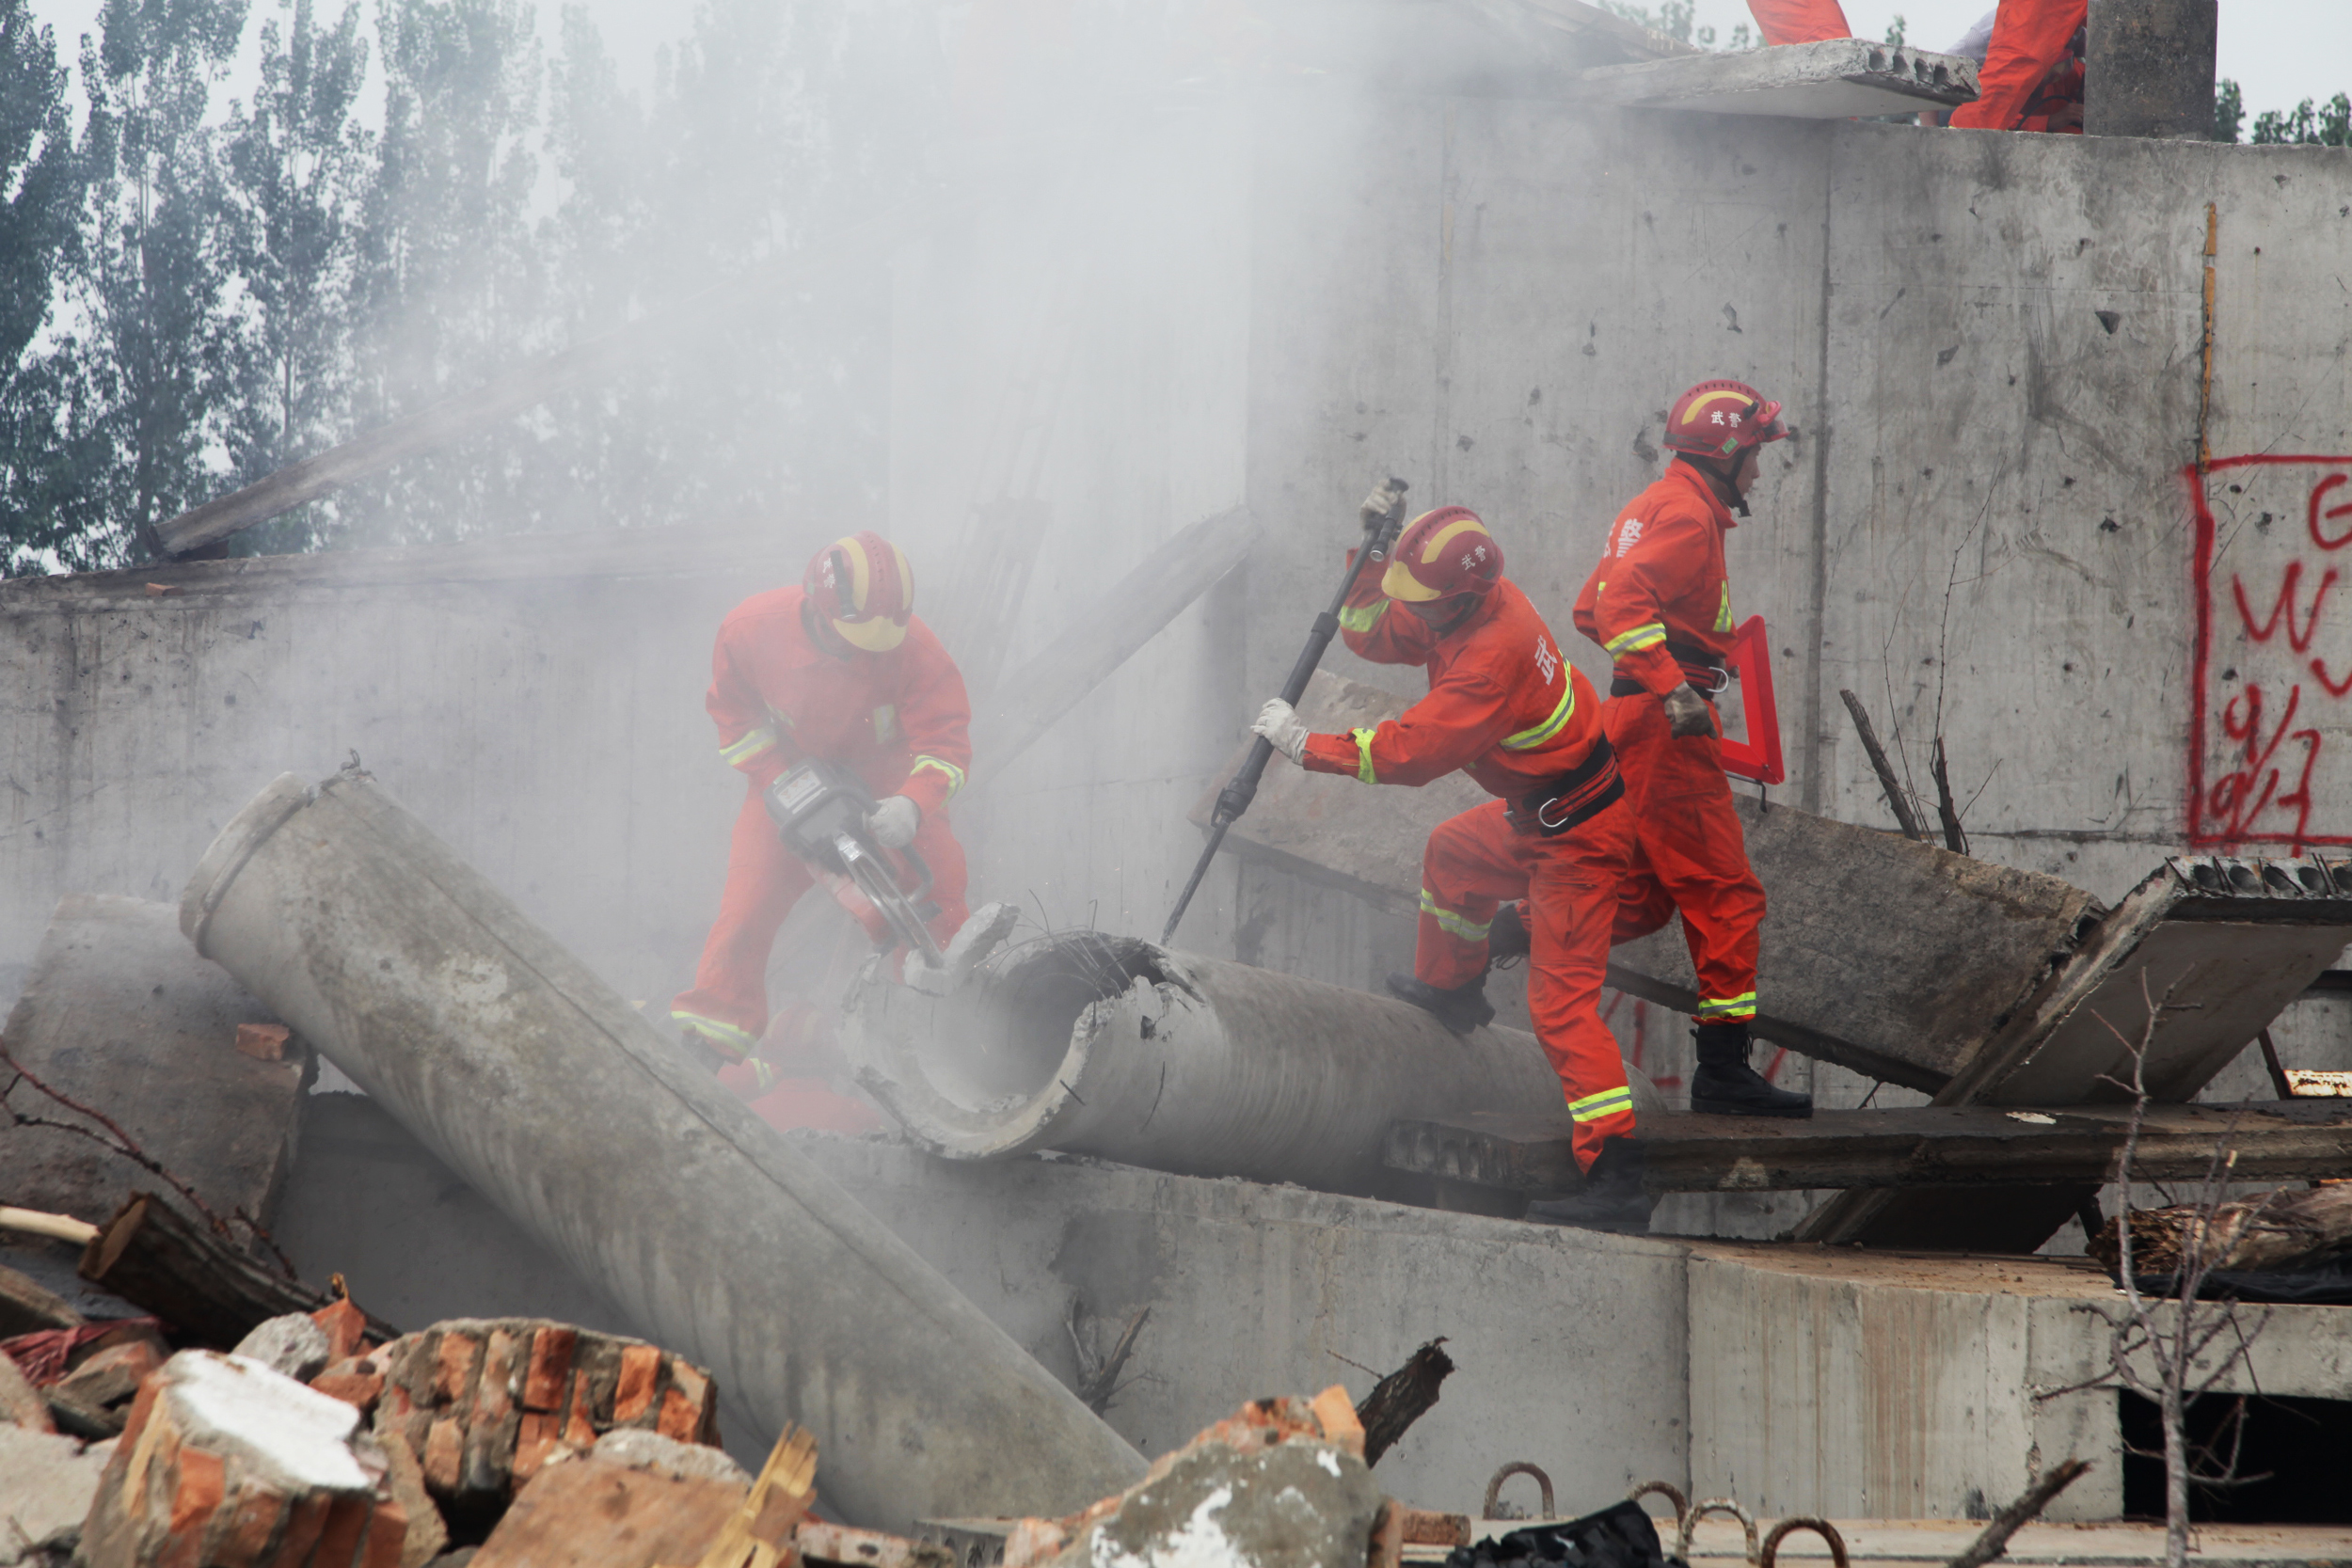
1251,498,1653,1228
671,531,977,1081
1574,380,1812,1121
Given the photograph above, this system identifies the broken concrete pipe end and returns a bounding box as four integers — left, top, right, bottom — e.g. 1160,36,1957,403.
843,929,1663,1196
179,767,1145,1530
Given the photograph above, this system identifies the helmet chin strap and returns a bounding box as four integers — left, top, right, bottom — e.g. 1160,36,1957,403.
800,595,858,660
1682,454,1750,517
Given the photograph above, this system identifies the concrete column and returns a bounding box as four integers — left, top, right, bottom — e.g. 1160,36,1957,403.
2085,0,2219,139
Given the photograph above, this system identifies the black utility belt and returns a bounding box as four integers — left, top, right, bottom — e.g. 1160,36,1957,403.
1612,640,1732,700
1508,740,1624,838
1612,673,1719,699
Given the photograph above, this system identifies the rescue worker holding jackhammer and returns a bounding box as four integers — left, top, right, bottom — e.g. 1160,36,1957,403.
1573,379,1812,1120
671,531,974,1080
1251,502,1653,1227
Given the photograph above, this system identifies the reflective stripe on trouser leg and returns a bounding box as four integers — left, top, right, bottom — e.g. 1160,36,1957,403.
1521,795,1641,1173
1418,888,1492,943
1696,992,1756,1022
1412,801,1523,990
1569,1085,1634,1122
1602,691,1765,1020
670,783,818,1050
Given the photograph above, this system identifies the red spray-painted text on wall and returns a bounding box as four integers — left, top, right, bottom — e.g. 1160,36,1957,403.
2191,455,2352,852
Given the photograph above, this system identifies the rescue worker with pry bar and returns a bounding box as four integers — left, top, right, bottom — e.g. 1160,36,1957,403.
1251,502,1653,1227
1573,379,1812,1119
671,531,975,1076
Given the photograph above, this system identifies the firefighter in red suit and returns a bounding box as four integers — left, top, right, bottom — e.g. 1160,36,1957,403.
1573,380,1811,1119
1251,503,1651,1226
671,531,973,1069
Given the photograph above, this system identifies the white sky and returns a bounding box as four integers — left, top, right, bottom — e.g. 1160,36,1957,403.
19,0,2352,144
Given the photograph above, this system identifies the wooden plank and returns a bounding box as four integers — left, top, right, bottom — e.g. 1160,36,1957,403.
1383,1102,2352,1196
469,1454,745,1568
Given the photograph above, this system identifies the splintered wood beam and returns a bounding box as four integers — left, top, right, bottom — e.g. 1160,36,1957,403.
77,1192,394,1348
1382,1103,2352,1196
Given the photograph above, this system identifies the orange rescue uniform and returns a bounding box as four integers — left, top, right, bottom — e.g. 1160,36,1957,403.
1572,461,1768,1029
1745,0,1851,46
1298,562,1638,1170
671,586,973,1055
1949,0,2087,132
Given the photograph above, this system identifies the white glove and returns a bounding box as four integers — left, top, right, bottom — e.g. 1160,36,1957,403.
1359,482,1407,531
865,794,920,848
1252,698,1311,765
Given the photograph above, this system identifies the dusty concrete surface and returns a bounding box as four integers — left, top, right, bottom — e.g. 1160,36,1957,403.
1071,1440,1385,1568
0,1427,115,1566
283,1104,2352,1525
0,895,303,1229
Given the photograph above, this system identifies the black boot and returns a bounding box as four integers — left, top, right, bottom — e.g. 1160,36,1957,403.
1525,1138,1654,1232
1689,1022,1813,1117
1486,902,1531,968
1385,972,1495,1036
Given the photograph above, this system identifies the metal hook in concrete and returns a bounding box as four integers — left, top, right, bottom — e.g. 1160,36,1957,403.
1677,1498,1758,1565
1483,1462,1554,1520
1759,1517,1848,1568
1626,1481,1689,1537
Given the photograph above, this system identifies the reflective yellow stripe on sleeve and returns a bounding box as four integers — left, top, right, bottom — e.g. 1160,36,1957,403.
1714,583,1734,634
1418,890,1492,942
719,725,778,768
911,755,967,800
1695,992,1758,1020
1569,1085,1635,1123
1605,621,1668,657
1502,679,1576,751
1337,599,1389,634
1351,728,1378,784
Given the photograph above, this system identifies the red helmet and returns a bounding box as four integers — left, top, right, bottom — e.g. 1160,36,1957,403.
1662,380,1790,463
803,531,914,652
1381,507,1503,603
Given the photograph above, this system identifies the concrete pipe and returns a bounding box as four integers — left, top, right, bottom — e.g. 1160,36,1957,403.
843,930,1664,1195
181,768,1144,1530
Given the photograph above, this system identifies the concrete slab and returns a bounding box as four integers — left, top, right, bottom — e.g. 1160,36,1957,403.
0,1426,113,1566
0,895,303,1230
1580,40,1979,118
281,1097,2352,1528
1688,1237,2352,1525
1806,857,2352,1248
1673,1518,2352,1566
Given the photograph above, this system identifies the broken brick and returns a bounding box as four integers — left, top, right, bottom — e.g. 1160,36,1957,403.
612,1343,661,1425
80,1351,402,1568
235,1022,294,1061
521,1324,574,1412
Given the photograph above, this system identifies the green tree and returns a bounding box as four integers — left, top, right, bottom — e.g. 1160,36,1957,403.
2213,77,2244,142
219,0,373,554
2250,92,2352,147
0,0,89,570
1602,0,1754,50
51,0,253,565
342,0,543,546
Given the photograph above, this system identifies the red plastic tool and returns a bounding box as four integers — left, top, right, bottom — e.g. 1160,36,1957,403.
1716,615,1786,785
